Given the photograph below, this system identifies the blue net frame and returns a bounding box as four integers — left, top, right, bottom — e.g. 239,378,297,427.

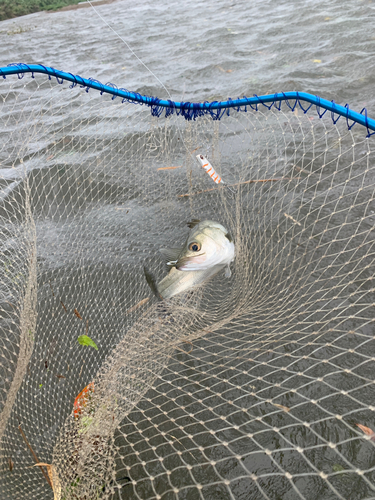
1,63,375,137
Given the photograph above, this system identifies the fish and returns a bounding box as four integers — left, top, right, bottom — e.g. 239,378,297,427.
144,220,235,299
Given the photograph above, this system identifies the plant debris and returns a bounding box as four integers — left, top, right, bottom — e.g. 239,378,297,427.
126,297,150,314
18,424,52,489
157,166,183,171
356,423,375,441
73,382,95,418
271,403,291,412
77,335,98,350
74,308,83,320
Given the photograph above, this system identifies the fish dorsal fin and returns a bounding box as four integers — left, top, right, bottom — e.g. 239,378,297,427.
159,247,183,264
187,219,200,229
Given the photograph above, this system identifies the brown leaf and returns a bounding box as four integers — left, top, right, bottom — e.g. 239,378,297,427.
56,375,65,379
60,301,67,312
74,308,82,320
356,423,375,440
33,464,61,498
8,457,13,471
216,65,233,73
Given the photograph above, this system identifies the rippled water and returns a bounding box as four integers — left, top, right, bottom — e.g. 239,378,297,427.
1,0,375,111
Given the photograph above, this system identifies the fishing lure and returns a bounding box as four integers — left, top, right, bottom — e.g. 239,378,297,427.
196,154,222,184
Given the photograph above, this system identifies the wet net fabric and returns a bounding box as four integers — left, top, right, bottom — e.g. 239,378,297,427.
0,74,375,500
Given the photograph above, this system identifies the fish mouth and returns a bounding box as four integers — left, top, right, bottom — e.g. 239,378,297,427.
174,253,206,270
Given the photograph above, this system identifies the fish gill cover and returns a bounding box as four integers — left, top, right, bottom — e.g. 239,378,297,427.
0,69,375,500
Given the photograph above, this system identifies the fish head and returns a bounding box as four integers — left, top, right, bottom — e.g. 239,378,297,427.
175,221,235,271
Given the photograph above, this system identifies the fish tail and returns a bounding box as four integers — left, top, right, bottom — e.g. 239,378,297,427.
143,266,163,300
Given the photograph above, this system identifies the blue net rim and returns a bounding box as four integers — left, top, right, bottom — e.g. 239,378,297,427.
1,63,375,137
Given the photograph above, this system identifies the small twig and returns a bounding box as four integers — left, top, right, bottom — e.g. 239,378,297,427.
48,281,55,297
126,297,150,314
271,403,290,413
178,178,300,197
157,166,183,171
18,424,53,489
233,177,300,186
74,308,83,320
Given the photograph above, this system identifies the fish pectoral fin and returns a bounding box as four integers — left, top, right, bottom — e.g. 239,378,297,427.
143,266,163,300
224,265,232,278
159,247,183,265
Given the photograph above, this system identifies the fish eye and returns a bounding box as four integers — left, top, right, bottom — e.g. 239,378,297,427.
188,242,201,252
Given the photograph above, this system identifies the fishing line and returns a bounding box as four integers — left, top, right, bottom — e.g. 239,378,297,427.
87,0,172,101
87,0,234,194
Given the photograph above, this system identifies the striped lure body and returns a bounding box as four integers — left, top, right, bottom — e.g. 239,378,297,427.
196,154,222,184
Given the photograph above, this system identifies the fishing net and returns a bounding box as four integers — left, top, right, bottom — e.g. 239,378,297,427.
1,69,375,500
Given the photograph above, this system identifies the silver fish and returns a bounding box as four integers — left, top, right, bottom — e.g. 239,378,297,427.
145,220,235,300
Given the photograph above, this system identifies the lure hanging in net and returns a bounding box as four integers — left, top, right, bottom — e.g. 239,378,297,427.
196,154,222,184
